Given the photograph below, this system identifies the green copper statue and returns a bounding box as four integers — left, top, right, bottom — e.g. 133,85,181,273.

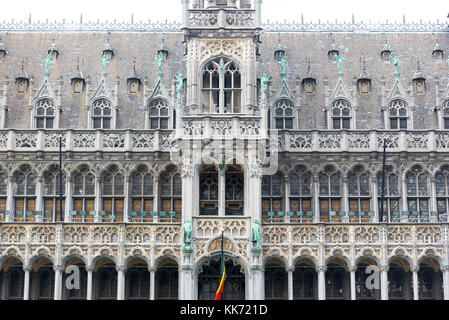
175,73,184,100
279,52,288,78
387,42,400,78
251,218,261,251
334,48,348,74
156,51,163,80
219,59,225,76
261,73,270,98
42,50,53,77
182,218,192,251
100,53,110,74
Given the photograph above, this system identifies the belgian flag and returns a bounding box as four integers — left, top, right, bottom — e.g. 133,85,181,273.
214,230,226,300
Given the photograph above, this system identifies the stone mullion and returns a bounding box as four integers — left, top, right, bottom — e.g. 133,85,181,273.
35,175,44,218
64,174,72,222
95,176,102,221
401,173,408,214
86,266,93,300
6,175,13,216
53,265,63,300
23,264,31,300
412,266,419,300
149,266,156,300
313,174,320,223
218,167,225,217
123,174,130,222
430,175,437,213
371,174,379,222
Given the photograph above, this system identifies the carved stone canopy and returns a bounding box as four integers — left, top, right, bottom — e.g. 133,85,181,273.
208,237,235,253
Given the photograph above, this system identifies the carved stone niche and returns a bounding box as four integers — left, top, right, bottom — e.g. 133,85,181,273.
357,78,371,94
328,49,338,62
302,77,316,94
208,237,235,253
15,77,29,94
432,44,443,62
127,77,141,94
413,77,426,95
71,78,85,94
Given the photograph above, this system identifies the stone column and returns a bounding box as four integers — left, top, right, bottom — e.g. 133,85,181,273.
401,173,408,214
248,160,262,221
218,166,225,216
35,175,44,216
153,177,159,221
371,174,379,222
64,174,73,222
249,249,264,300
180,249,194,300
53,265,63,300
342,174,349,214
86,266,93,300
350,266,356,300
123,174,130,222
313,174,320,222
380,265,389,300
287,266,293,300
116,265,125,300
412,266,419,300
317,266,326,300
443,265,449,300
430,176,437,214
181,159,194,220
23,264,32,300
149,266,156,300
95,176,102,221
284,175,290,222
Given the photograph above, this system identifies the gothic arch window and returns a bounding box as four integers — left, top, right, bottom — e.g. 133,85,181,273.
388,260,412,300
435,165,449,217
0,171,7,218
355,261,379,300
36,264,55,300
418,259,443,300
289,166,312,214
273,99,294,129
442,100,449,129
72,165,95,213
95,263,117,300
348,165,371,214
126,263,150,300
389,99,408,129
92,98,112,129
13,164,36,220
202,58,241,113
319,165,341,222
35,98,55,129
7,265,24,299
62,263,87,300
102,164,124,221
325,262,349,300
225,165,244,216
331,99,351,129
43,164,65,222
293,262,317,300
377,167,400,222
160,166,182,215
199,165,218,216
149,99,170,129
262,171,283,219
264,261,288,300
156,262,178,300
131,164,154,213
406,165,429,214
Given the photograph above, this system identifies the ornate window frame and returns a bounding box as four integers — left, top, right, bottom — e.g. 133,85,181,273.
91,98,113,129
148,98,171,129
388,99,410,130
330,99,352,130
271,98,296,130
34,98,56,129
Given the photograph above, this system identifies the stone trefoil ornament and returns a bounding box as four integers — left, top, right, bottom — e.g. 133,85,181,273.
387,42,400,78
182,218,192,251
251,218,261,251
334,48,348,75
100,53,110,74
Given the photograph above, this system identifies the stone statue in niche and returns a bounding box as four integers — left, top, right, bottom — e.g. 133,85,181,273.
73,80,83,94
182,218,193,251
16,80,27,93
129,80,138,94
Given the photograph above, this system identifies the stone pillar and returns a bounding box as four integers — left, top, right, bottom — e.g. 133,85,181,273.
380,265,389,300
35,175,44,215
180,250,194,300
153,177,159,220
284,175,290,222
249,249,264,300
371,174,379,222
23,265,31,300
149,266,156,300
313,174,320,222
443,265,449,300
86,266,93,300
181,159,194,220
218,166,225,216
287,266,293,300
342,174,349,214
412,266,419,300
64,174,73,222
401,173,408,213
123,174,130,222
248,160,262,221
430,176,437,214
53,265,63,300
116,265,125,300
95,176,102,221
350,266,356,300
6,175,14,214
317,266,326,300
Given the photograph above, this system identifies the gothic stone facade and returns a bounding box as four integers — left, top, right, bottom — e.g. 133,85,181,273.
0,0,449,300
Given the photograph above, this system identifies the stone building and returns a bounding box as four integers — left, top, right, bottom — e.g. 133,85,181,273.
0,0,449,300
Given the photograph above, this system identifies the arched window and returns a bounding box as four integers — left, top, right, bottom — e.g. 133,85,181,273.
319,165,341,222
289,166,312,214
92,98,112,129
7,265,24,299
149,99,170,129
377,167,400,222
325,262,349,300
331,99,351,129
406,165,429,215
36,264,55,300
199,166,218,216
96,263,117,300
435,165,449,218
35,99,55,129
293,263,317,300
63,263,87,300
0,171,7,218
273,99,294,129
442,100,449,129
202,58,241,113
160,166,182,215
388,261,412,300
131,164,154,213
72,165,95,213
418,260,443,300
264,262,287,300
355,262,379,300
43,165,66,222
225,165,244,216
348,165,370,215
156,262,178,300
389,99,408,129
126,263,150,300
262,171,283,219
13,164,36,220
102,165,124,221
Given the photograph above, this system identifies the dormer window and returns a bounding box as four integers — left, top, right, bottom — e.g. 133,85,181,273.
331,99,351,129
389,99,408,130
92,98,112,129
35,99,55,129
201,58,241,113
273,99,294,129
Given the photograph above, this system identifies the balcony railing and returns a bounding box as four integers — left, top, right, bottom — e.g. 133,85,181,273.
188,9,255,28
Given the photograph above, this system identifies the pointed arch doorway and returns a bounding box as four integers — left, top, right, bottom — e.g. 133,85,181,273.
197,256,245,300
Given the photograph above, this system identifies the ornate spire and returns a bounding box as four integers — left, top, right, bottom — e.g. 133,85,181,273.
358,56,369,80
413,60,424,81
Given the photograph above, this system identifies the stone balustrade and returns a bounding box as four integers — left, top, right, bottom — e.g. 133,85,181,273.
188,9,255,28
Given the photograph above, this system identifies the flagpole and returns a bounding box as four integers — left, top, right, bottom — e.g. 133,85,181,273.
380,136,387,223
215,229,225,300
59,134,63,223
